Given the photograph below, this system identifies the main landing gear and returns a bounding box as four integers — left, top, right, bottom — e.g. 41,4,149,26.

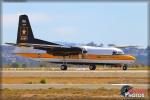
60,64,67,70
122,65,128,70
89,64,96,70
60,56,68,70
60,64,97,70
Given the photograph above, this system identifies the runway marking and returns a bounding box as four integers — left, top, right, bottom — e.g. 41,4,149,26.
1,84,149,89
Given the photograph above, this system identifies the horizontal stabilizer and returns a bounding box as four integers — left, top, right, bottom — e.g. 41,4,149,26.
5,43,17,46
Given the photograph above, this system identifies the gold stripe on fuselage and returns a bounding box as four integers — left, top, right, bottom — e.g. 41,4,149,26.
15,53,135,60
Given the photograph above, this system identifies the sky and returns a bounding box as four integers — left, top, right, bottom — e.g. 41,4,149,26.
2,2,148,48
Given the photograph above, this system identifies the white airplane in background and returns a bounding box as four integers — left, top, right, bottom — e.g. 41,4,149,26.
6,15,136,70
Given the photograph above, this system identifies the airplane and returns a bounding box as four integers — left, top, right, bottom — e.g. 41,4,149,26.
6,15,136,70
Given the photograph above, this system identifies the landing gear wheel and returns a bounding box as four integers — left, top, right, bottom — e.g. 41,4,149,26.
123,65,128,70
61,65,67,70
89,65,96,70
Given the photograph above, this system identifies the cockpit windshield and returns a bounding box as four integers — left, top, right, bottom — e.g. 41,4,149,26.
112,51,124,55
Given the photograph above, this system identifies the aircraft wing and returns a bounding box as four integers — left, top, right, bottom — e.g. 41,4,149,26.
6,42,64,48
5,43,84,56
30,43,83,56
114,45,140,49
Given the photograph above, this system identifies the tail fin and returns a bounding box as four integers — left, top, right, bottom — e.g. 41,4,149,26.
16,14,59,46
17,15,34,44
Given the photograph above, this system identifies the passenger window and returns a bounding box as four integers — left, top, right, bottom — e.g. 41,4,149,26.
112,51,117,55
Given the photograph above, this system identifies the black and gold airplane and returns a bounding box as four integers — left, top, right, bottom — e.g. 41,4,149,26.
6,15,136,70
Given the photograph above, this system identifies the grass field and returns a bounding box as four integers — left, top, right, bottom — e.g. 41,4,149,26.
1,77,149,84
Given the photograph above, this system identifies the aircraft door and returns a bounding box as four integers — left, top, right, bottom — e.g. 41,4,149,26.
81,48,87,59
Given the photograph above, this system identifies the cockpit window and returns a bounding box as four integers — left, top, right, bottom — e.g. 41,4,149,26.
112,51,124,55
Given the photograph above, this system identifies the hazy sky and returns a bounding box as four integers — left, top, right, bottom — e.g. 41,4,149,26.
2,2,148,48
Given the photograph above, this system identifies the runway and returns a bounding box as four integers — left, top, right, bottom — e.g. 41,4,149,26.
1,84,149,89
2,70,149,77
2,70,149,90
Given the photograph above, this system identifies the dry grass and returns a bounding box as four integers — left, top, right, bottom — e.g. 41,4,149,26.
1,77,149,84
1,88,149,100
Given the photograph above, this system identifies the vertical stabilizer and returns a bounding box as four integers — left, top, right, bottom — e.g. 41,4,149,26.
17,15,34,44
16,14,59,46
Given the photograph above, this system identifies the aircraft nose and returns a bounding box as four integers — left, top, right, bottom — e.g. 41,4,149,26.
130,56,136,60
